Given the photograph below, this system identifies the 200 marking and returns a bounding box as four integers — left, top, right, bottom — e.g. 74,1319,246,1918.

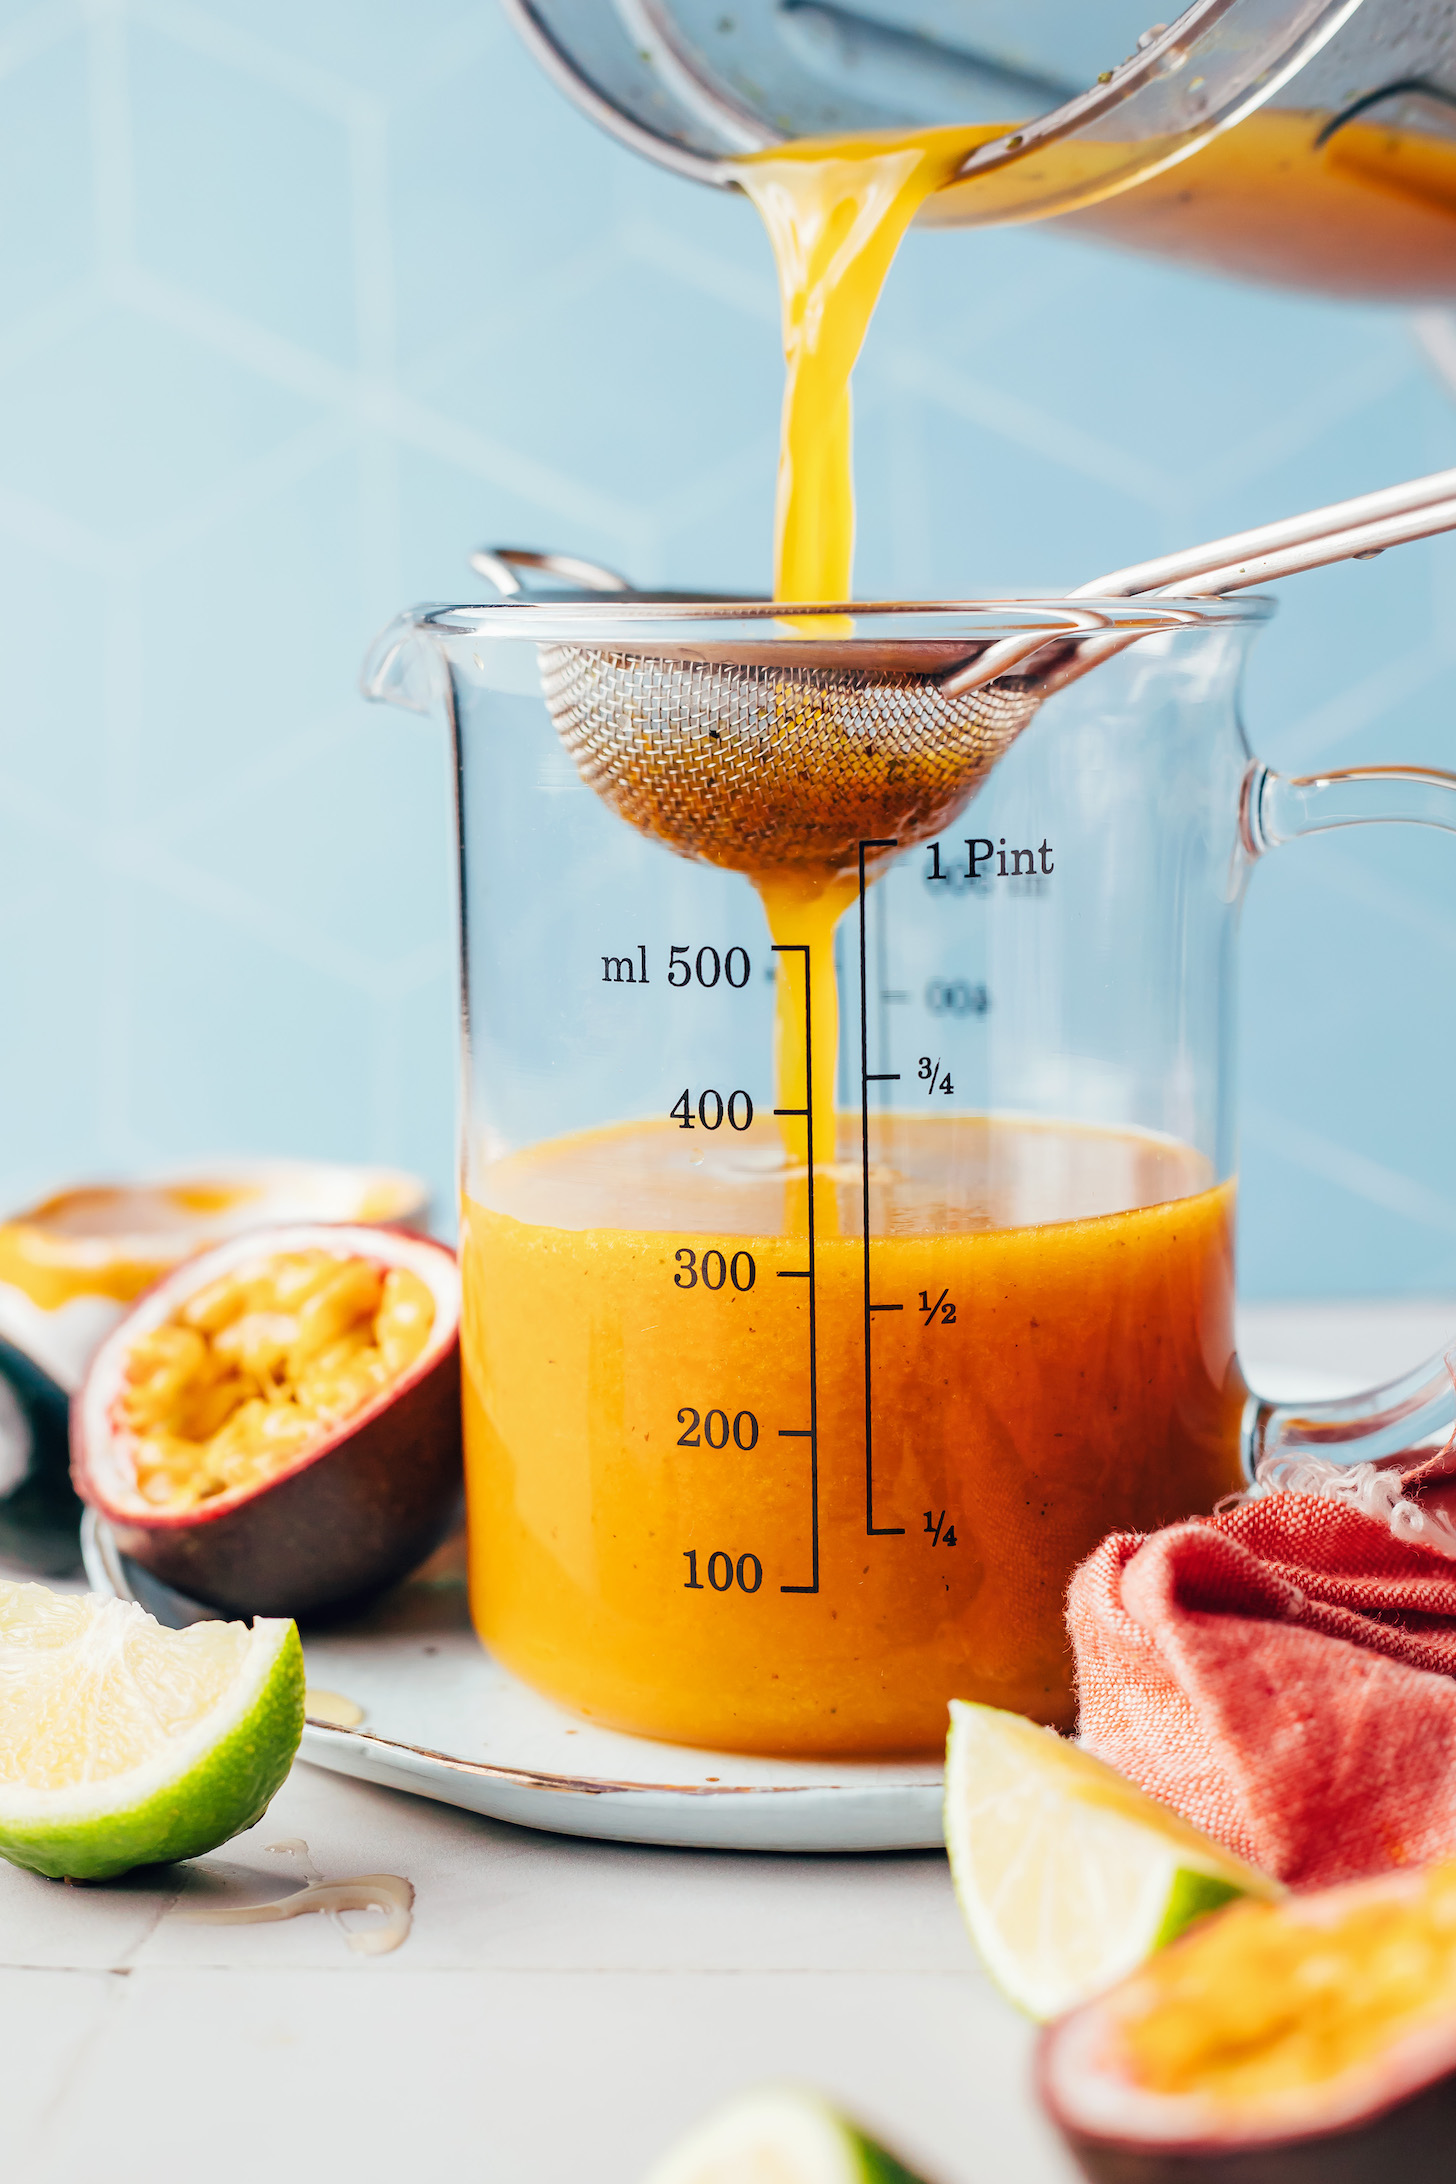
677,1407,760,1450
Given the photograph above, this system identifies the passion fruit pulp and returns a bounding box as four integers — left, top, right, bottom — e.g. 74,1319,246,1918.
1039,1859,1456,2184
73,1223,462,1618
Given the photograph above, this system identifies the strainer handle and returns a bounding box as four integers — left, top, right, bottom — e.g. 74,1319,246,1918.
1238,757,1456,1485
468,547,635,598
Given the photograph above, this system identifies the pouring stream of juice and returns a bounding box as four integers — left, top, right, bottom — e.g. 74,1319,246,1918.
735,126,1003,1179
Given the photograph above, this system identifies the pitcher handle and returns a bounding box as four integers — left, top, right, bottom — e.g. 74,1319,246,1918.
1240,758,1456,1474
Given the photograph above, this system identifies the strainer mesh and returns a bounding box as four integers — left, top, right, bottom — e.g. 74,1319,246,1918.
540,645,1041,875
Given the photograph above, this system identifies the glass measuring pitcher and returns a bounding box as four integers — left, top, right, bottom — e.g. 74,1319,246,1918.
366,592,1456,1757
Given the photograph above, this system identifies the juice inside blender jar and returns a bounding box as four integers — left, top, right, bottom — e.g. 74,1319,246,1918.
1049,106,1456,302
461,1112,1243,1756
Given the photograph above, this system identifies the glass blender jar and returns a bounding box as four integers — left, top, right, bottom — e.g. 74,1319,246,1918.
504,1,1456,299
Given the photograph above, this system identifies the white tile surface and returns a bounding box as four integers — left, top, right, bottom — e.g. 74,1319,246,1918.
3,1304,1438,2182
19,1966,1077,2184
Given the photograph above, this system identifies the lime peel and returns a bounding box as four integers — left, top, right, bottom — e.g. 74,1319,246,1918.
0,1581,304,1881
944,1698,1280,2023
642,2086,933,2184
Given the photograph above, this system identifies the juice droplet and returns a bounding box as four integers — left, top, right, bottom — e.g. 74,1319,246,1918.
304,1686,365,1729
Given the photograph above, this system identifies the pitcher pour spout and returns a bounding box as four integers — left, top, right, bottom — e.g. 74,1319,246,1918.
360,611,446,716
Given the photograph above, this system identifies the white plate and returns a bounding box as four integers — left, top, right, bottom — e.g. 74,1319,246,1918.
80,1513,944,1854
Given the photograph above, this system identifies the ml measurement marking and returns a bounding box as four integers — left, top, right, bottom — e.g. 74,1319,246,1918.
858,838,907,1540
772,940,820,1596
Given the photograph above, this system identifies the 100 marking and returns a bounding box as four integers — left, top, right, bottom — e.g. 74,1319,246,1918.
684,1550,763,1593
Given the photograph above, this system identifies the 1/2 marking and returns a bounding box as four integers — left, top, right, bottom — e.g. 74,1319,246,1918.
918,1289,955,1326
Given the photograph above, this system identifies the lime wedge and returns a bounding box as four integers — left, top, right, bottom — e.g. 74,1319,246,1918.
0,1580,304,1880
944,1699,1279,2022
643,2088,932,2184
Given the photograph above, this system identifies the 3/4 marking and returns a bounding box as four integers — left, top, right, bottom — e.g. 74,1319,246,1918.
917,1057,954,1097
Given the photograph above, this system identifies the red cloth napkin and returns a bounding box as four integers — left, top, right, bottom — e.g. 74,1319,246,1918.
1068,1469,1456,1889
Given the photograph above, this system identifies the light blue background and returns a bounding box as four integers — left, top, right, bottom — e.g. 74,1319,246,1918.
2,0,1455,1297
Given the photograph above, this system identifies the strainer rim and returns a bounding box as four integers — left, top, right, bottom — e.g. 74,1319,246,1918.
410,594,1277,644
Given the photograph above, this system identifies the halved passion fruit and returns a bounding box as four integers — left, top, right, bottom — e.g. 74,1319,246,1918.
73,1223,462,1619
1039,1859,1456,2183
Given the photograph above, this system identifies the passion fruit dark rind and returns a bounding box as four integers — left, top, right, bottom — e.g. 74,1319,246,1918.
0,1334,83,1576
72,1224,463,1620
1046,2072,1456,2184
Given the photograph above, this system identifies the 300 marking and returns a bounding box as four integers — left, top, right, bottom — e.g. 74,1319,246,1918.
677,1407,760,1450
683,1550,764,1593
675,1248,756,1292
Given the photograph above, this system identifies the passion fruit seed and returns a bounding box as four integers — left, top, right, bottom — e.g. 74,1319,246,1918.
0,1579,303,1881
1124,1868,1456,2108
642,2086,934,2184
944,1699,1279,2022
74,1223,464,1620
1041,1860,1456,2178
121,1250,435,1510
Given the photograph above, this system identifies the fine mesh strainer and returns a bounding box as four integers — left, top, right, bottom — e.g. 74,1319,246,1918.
467,468,1456,880
538,644,1044,874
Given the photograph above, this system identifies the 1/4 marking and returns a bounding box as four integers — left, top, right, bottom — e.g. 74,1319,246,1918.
924,1510,958,1547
